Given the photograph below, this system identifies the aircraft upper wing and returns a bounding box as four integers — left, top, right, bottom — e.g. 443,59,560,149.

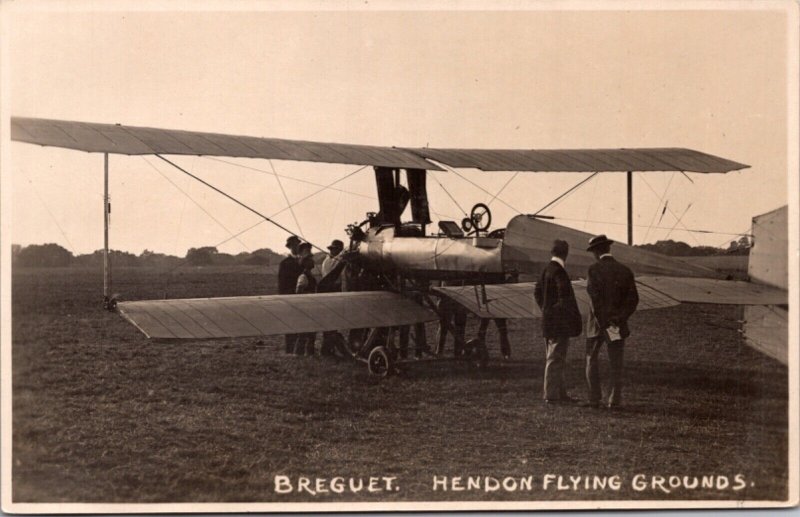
407,147,748,173
10,117,440,171
11,117,748,173
117,291,438,340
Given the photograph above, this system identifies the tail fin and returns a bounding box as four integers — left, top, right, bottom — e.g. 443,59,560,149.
744,205,788,364
501,215,717,278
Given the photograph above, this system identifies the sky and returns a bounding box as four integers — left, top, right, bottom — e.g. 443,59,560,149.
4,2,792,256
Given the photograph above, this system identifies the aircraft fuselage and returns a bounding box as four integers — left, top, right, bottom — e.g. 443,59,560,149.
354,225,505,281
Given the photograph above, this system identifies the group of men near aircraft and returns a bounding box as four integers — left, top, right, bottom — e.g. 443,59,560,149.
276,231,639,410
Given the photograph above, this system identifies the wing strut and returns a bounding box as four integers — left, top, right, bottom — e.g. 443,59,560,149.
103,153,113,310
627,171,633,245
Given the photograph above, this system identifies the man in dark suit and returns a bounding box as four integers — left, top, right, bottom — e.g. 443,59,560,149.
534,239,582,404
584,234,639,409
277,235,302,354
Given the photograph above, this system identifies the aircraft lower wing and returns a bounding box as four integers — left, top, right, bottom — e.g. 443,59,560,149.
434,276,787,320
117,291,438,340
635,276,788,305
433,280,680,320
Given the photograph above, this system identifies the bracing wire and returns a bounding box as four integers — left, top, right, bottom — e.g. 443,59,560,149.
642,171,675,244
664,203,694,242
714,231,745,250
207,156,458,221
172,157,196,256
487,171,519,207
26,176,77,254
430,169,468,216
208,164,371,252
551,215,751,238
205,156,374,199
155,163,371,279
142,156,251,251
328,189,343,243
657,200,669,226
439,163,523,214
638,172,700,245
533,172,599,216
154,154,325,252
267,159,304,239
582,172,600,230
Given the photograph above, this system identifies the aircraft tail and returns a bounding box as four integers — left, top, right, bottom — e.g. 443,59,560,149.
501,215,717,279
743,205,788,364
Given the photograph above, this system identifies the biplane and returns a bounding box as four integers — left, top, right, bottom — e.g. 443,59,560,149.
10,117,790,375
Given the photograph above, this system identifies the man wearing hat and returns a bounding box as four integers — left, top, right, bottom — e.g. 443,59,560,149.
321,239,345,288
320,239,347,356
278,235,303,353
534,239,583,404
584,234,639,409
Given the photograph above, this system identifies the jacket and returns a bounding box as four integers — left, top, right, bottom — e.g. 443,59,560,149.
586,256,639,339
534,260,583,338
296,271,318,294
277,255,302,295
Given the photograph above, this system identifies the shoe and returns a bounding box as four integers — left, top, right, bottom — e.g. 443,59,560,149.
560,394,578,403
606,403,623,411
580,401,601,408
545,398,573,405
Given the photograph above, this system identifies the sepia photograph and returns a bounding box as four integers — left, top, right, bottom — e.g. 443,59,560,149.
1,0,797,512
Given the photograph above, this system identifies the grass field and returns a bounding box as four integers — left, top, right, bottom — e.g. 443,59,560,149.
11,266,788,503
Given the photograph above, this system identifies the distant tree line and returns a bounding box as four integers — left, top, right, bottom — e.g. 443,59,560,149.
11,243,285,268
634,237,751,256
12,237,751,268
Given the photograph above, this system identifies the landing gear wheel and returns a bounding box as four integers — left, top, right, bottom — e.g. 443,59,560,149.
368,346,393,377
470,203,492,232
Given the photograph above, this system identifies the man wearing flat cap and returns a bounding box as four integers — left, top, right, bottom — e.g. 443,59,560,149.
584,234,639,409
534,239,582,404
278,235,303,353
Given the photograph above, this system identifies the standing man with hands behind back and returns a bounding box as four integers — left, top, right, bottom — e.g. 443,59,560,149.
584,234,639,410
534,239,583,405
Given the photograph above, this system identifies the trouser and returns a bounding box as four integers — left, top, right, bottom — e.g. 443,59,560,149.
585,336,625,406
295,333,316,355
321,331,337,356
284,334,297,354
398,323,429,358
478,318,511,357
436,309,467,356
543,336,570,400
